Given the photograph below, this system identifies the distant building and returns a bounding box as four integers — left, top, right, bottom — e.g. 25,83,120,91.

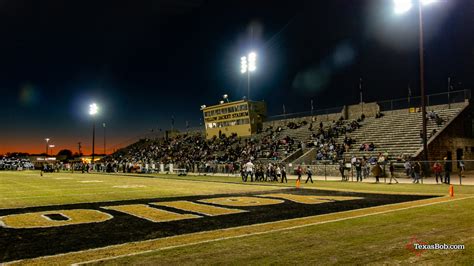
202,99,266,139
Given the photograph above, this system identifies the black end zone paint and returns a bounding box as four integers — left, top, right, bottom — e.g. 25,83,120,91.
0,189,436,262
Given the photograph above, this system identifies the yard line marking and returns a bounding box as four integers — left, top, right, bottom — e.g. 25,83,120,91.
113,185,147,188
4,195,471,266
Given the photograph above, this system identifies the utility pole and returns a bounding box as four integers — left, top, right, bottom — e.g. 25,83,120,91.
78,142,82,156
447,77,451,109
359,77,363,115
103,123,106,155
417,2,429,171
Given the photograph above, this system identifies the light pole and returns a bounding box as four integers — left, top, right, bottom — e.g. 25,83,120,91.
89,103,98,164
49,144,55,156
44,138,50,156
241,52,257,100
394,0,439,165
102,122,106,155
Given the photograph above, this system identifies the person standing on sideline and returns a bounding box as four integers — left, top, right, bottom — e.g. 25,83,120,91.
241,166,247,182
362,156,369,179
281,165,288,183
404,160,411,177
458,156,465,179
296,165,303,182
444,157,451,184
244,160,254,182
305,167,313,183
389,162,398,184
371,163,382,183
432,161,443,184
276,165,281,182
355,159,363,182
339,161,346,181
413,162,421,184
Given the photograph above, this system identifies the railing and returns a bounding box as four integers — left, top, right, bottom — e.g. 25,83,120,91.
378,89,470,112
82,158,471,186
266,106,344,121
265,90,470,121
280,148,303,163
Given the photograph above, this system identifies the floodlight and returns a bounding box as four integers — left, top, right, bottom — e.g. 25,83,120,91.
223,94,228,99
421,0,438,5
394,0,413,14
219,100,224,104
200,105,206,109
89,103,98,116
240,51,258,99
248,52,256,72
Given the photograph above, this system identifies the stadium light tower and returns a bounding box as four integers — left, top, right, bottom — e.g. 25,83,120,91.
89,103,98,165
44,138,50,155
241,52,257,100
394,0,439,165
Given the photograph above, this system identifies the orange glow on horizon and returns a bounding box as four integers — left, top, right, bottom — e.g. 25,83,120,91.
0,137,127,156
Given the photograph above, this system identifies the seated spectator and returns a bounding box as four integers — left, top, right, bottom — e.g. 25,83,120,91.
428,110,437,120
368,156,377,164
368,142,375,151
435,115,444,126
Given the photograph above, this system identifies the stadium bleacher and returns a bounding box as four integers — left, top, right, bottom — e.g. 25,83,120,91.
105,102,469,171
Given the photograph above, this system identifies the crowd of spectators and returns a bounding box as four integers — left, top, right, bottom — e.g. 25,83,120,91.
105,129,298,172
0,156,34,170
103,116,368,170
306,118,359,162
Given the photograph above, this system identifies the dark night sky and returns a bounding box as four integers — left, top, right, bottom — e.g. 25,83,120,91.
1,0,473,155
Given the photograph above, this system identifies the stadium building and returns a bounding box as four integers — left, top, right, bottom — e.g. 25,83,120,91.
201,99,266,139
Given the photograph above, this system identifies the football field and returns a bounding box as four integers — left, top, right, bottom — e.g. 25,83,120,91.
0,171,472,265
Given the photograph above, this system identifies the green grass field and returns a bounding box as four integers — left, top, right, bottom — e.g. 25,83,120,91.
0,171,472,265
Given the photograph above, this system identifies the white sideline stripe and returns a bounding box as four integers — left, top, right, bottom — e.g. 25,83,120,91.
62,195,472,265
112,185,147,188
0,190,147,200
